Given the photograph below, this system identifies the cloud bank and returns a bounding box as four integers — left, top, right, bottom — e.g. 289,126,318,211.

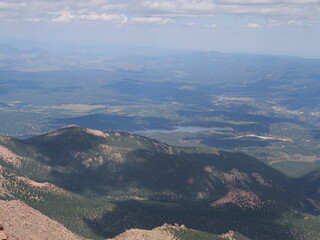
0,0,319,26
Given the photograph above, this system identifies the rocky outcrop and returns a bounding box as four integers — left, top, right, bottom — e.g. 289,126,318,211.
0,200,85,240
0,222,9,240
211,189,261,209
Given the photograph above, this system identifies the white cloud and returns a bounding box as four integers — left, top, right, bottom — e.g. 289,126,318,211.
246,23,262,28
215,0,319,4
24,18,45,23
100,4,128,11
79,13,128,23
0,2,27,9
186,22,195,26
267,19,304,28
131,16,175,24
138,0,320,20
267,19,283,28
0,0,319,26
51,11,128,23
201,23,218,28
140,1,216,14
52,11,75,22
287,19,303,26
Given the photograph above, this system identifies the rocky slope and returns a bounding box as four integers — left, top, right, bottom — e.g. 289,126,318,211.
0,200,86,240
107,224,176,240
107,224,250,240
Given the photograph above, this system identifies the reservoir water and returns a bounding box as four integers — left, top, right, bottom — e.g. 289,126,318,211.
136,126,233,134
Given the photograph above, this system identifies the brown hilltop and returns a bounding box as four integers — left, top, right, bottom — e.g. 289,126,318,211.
107,224,240,240
106,224,188,240
107,227,175,240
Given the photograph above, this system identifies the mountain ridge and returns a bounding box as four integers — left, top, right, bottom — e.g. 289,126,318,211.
1,125,320,239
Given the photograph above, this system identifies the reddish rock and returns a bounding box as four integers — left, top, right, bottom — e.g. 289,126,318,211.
0,231,8,240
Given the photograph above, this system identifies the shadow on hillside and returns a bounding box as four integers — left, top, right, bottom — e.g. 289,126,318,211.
48,150,299,203
176,109,308,135
107,79,213,105
83,200,297,240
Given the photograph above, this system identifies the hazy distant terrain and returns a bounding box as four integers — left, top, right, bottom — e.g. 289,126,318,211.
0,44,319,178
2,0,320,239
1,43,320,239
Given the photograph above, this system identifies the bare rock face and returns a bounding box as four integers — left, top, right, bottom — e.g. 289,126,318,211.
106,224,186,240
0,200,86,240
106,224,241,240
0,222,9,240
0,232,8,240
106,226,175,240
221,230,235,240
211,189,261,209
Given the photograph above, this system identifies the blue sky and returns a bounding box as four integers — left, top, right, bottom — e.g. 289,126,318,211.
1,0,319,57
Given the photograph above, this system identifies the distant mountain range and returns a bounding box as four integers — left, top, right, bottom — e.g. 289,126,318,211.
1,125,320,239
0,43,42,56
1,43,320,76
0,43,85,72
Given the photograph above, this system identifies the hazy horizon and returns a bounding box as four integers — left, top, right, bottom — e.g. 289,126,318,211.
1,0,320,58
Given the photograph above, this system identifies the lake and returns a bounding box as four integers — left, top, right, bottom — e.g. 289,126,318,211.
136,126,233,134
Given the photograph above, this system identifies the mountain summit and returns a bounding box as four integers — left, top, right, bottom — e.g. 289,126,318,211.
1,126,320,239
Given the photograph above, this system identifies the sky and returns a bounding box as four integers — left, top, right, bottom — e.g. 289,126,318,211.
1,0,320,57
